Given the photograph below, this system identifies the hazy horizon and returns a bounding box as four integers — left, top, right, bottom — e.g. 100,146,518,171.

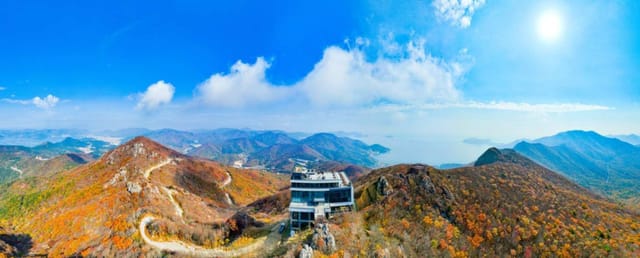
0,126,637,166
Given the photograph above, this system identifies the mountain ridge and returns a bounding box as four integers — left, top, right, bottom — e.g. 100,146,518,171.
0,128,388,177
341,148,639,256
140,129,389,170
513,130,640,206
0,138,106,184
0,136,288,256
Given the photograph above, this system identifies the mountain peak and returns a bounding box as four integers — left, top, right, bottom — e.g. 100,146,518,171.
474,147,537,167
119,136,172,151
102,136,181,167
474,147,502,166
534,130,636,157
559,130,597,135
125,136,160,145
538,130,606,144
306,132,339,140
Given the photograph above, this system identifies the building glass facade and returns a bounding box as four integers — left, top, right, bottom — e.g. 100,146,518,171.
289,171,355,231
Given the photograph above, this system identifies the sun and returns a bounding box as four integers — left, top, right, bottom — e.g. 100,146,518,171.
537,9,563,42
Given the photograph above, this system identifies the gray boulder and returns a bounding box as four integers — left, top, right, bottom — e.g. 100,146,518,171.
299,244,313,258
126,181,142,193
376,176,393,196
311,223,337,254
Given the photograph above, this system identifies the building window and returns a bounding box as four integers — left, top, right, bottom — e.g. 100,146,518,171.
300,212,313,220
291,182,340,188
292,191,328,203
327,188,351,203
292,211,314,222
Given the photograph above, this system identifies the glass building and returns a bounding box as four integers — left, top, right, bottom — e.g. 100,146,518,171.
289,170,355,230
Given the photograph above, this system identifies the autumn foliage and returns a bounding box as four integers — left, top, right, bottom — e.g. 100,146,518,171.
0,137,288,256
332,160,640,257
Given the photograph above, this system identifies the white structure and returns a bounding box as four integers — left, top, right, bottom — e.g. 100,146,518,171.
289,171,355,230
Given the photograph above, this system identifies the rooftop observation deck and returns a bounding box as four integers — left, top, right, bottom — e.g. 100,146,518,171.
290,171,351,187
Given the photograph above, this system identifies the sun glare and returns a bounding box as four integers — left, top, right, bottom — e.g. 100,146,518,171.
537,9,563,42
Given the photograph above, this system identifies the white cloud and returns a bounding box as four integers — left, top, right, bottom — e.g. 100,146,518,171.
195,39,464,108
33,95,60,109
196,58,290,108
136,80,175,110
2,94,60,110
298,41,462,106
433,0,486,28
191,38,610,114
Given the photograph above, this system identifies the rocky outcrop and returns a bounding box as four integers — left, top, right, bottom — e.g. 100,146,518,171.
0,231,32,257
226,212,265,239
441,186,455,201
299,244,313,258
105,142,147,165
418,174,436,194
126,182,142,194
376,176,393,196
311,223,336,254
0,240,15,256
408,165,427,174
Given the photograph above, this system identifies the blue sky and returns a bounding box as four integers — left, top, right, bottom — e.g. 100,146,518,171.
1,0,639,164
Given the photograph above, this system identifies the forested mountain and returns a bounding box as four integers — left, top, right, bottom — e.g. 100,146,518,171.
514,130,640,206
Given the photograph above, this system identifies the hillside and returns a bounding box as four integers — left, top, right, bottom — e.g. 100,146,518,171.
300,133,389,167
313,161,370,180
534,130,638,160
0,128,388,173
514,130,640,206
0,146,93,184
246,144,325,170
0,137,288,256
141,129,198,153
0,137,638,257
319,148,640,257
142,129,389,171
31,137,115,159
612,134,640,146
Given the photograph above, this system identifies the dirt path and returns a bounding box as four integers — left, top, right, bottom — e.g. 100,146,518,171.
144,159,173,179
10,166,23,178
163,187,184,220
221,171,234,205
224,193,234,205
139,215,282,257
221,171,232,187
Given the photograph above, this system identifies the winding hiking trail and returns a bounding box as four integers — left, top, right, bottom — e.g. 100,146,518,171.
221,171,232,187
138,163,280,256
224,193,234,205
10,166,23,178
163,187,184,221
221,171,234,205
139,215,282,257
144,158,173,179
